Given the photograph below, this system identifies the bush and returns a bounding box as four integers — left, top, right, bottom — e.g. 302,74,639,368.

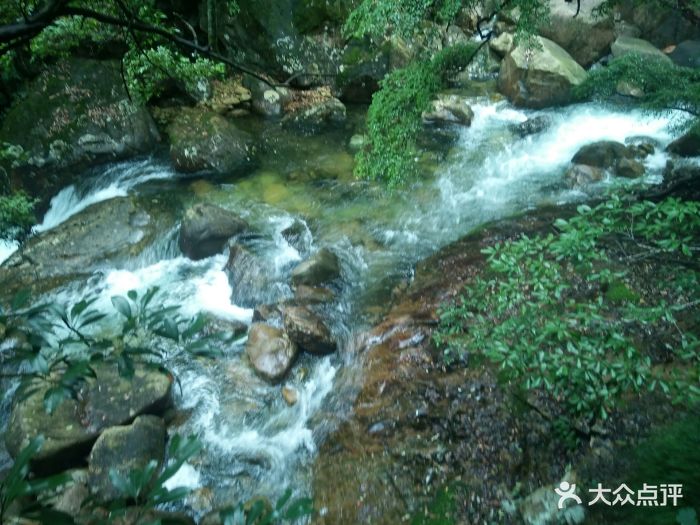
435,197,700,431
0,191,37,241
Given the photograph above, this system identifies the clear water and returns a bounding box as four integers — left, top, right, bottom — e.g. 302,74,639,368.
1,100,686,515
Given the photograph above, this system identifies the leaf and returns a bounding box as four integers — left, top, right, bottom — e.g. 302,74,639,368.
11,288,31,310
127,289,138,301
111,295,132,319
43,386,70,414
284,497,314,519
156,317,179,341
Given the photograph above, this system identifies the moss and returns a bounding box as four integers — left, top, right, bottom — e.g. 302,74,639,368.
606,280,640,303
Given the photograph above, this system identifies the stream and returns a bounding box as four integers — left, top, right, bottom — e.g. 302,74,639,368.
0,99,684,516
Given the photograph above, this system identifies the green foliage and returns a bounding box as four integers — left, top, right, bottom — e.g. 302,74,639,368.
1,286,227,414
435,197,700,430
355,43,477,187
123,46,225,104
218,488,314,525
0,436,74,524
575,53,700,131
410,482,466,525
0,190,37,241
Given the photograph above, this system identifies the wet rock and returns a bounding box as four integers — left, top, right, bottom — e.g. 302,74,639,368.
616,80,644,98
243,75,288,117
0,59,160,200
282,386,299,406
167,108,255,175
616,158,646,178
489,32,514,57
245,323,298,382
282,88,347,134
510,116,551,138
565,164,605,188
668,40,700,68
280,220,310,253
45,469,89,516
5,362,172,474
290,248,341,288
224,244,275,308
498,36,587,108
571,140,635,169
539,1,615,67
252,303,283,324
666,128,700,157
282,305,336,355
518,476,586,525
294,285,335,304
348,134,368,152
610,36,673,64
179,203,250,260
88,415,166,502
422,94,474,126
0,196,173,299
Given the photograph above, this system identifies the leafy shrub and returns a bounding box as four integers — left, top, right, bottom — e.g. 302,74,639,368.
354,43,477,187
435,197,700,431
0,191,37,241
1,286,227,414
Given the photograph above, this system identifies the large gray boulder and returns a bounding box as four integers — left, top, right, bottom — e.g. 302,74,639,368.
422,94,474,126
283,306,336,355
610,36,673,64
569,140,646,180
245,323,298,382
497,36,587,108
5,363,172,474
667,128,700,157
669,40,700,68
88,415,166,503
290,248,341,288
179,203,250,260
538,0,615,67
167,108,255,175
0,196,173,299
0,59,160,200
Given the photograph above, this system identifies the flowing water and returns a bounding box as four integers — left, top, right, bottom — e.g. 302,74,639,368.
0,100,686,515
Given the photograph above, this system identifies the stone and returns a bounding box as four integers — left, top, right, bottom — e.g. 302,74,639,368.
45,469,89,516
610,36,673,64
290,248,341,287
489,32,515,57
294,285,335,304
539,0,615,67
0,196,173,299
348,134,367,152
280,220,311,253
282,386,299,406
282,92,347,134
497,36,588,108
510,116,551,137
616,81,644,98
422,94,474,126
245,323,298,382
282,305,336,355
224,244,275,308
167,108,255,175
179,203,250,260
666,128,700,157
616,158,646,178
88,415,166,502
252,304,283,324
668,40,700,68
5,363,172,474
0,59,160,200
571,140,635,169
565,164,605,188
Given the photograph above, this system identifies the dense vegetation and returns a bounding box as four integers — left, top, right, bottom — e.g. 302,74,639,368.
436,196,700,434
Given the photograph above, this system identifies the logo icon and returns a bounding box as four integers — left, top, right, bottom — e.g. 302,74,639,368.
555,481,582,509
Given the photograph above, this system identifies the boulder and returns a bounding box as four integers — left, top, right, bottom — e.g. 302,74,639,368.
290,248,341,287
5,363,172,474
282,305,336,355
179,203,250,260
610,36,673,63
0,59,160,200
167,108,255,175
510,116,551,138
616,158,646,178
571,140,635,168
0,196,173,299
565,164,605,189
294,285,335,304
281,386,298,406
668,40,700,68
497,36,587,108
539,0,615,67
245,323,298,382
615,1,700,49
666,128,700,157
243,75,287,117
489,32,515,57
88,416,166,502
281,88,347,134
422,94,474,126
225,244,278,308
280,220,311,253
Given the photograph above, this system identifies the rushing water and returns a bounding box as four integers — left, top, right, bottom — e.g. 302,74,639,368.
0,99,686,515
